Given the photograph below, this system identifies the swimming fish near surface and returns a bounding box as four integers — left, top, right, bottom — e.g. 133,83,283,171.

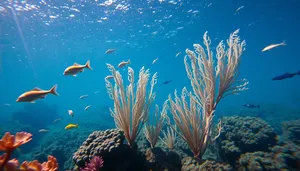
79,95,89,99
38,129,49,132
262,41,286,52
118,59,130,68
162,80,172,85
105,48,116,54
152,58,158,64
68,110,74,117
16,84,59,103
175,52,181,58
52,118,62,123
63,60,92,77
85,105,91,111
65,124,78,130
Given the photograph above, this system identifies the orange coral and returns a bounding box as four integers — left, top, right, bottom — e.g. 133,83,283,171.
0,132,32,152
0,132,59,171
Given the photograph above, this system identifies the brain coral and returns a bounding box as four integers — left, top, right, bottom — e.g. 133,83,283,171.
218,116,277,164
73,129,124,167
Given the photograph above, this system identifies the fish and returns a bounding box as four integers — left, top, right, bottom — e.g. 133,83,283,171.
118,59,131,68
272,71,300,81
16,84,59,103
243,104,260,108
63,60,92,77
52,118,62,123
38,129,49,132
1,103,11,107
152,58,158,64
68,110,74,117
79,95,89,99
85,105,91,111
175,52,181,58
94,91,101,94
105,49,116,54
65,124,78,130
162,80,172,84
262,41,286,52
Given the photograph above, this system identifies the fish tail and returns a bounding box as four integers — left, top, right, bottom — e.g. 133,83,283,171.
76,124,79,128
281,40,286,46
127,59,131,64
85,60,92,70
49,84,59,96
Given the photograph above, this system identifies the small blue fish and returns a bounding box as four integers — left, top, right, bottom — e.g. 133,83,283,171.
272,71,300,81
243,104,260,108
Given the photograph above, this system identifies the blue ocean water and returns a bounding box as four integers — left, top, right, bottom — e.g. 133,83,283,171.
0,0,300,170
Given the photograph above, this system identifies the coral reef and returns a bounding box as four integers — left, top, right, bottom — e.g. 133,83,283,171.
237,142,300,170
80,156,103,171
145,147,181,171
0,131,59,171
73,129,146,171
281,119,300,145
218,116,277,165
181,157,233,171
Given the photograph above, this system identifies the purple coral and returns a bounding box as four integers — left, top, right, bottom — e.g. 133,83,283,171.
80,156,104,171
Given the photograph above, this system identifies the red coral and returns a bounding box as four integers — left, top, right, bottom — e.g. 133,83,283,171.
80,156,104,171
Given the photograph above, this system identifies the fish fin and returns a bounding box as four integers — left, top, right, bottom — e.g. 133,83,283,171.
85,60,92,70
281,40,286,46
80,69,84,73
73,63,80,66
49,84,59,96
40,95,46,99
32,87,42,91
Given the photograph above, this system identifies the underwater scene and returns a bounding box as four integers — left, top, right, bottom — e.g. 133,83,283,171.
0,0,300,170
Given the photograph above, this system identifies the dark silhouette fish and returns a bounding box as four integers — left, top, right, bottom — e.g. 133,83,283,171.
162,80,172,84
243,104,260,108
272,71,300,81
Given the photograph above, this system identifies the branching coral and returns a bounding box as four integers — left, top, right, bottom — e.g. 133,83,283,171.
165,30,248,159
144,104,166,148
0,132,58,171
105,64,157,147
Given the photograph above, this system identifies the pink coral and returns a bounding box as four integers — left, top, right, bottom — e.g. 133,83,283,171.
80,156,104,171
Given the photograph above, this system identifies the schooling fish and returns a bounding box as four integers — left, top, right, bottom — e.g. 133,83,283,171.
85,105,91,111
243,104,260,108
38,129,49,132
105,48,116,54
79,95,89,99
152,58,158,64
118,59,130,68
63,60,92,77
272,71,300,81
16,85,59,103
163,80,172,84
262,41,286,52
65,124,78,130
